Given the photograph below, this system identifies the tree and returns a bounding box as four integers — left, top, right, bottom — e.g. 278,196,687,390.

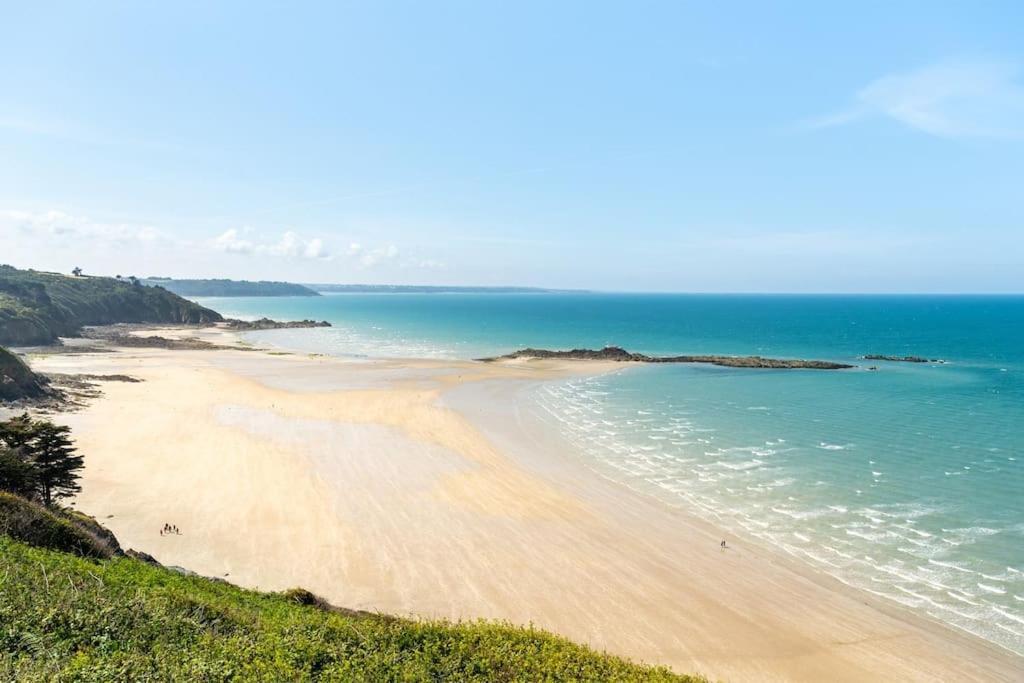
71,267,83,277
0,413,37,451
30,422,83,505
0,414,83,505
0,444,35,498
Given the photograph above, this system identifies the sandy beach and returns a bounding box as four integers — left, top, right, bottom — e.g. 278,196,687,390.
19,328,1024,682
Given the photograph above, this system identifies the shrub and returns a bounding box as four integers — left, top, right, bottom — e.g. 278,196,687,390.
0,493,118,558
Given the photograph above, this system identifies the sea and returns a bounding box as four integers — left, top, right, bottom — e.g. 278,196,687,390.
195,292,1024,654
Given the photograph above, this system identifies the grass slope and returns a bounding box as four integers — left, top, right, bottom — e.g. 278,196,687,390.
0,535,696,681
0,265,222,346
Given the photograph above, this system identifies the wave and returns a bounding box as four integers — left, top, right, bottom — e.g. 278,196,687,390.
528,373,1024,655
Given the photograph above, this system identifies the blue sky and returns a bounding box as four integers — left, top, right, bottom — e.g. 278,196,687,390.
2,1,1022,292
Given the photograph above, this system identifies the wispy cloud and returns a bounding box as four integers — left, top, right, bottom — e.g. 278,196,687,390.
811,58,1024,139
345,241,400,268
5,208,439,272
3,209,167,243
210,228,331,260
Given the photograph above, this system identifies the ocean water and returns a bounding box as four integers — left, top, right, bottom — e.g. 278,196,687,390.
197,293,1024,654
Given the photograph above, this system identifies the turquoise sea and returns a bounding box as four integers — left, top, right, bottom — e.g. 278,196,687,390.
196,293,1024,654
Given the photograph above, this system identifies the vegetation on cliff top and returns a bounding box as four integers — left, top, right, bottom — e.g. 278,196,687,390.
0,264,222,346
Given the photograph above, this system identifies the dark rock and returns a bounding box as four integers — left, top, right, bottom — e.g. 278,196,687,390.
482,346,854,370
125,549,161,565
1,346,52,402
224,318,332,331
863,354,944,364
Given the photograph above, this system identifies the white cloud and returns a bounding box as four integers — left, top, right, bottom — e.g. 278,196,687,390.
303,237,326,259
212,228,254,254
3,209,166,243
358,244,399,268
5,208,435,273
210,228,330,260
812,58,1024,139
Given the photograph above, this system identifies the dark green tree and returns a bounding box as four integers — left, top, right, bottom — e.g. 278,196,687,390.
28,422,83,505
0,444,36,498
0,413,36,451
0,414,84,505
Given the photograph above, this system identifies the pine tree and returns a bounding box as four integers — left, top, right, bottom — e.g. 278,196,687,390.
0,413,37,451
0,414,84,505
29,422,83,505
0,444,36,498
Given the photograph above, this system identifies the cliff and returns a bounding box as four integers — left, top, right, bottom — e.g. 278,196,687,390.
0,265,223,346
0,346,51,401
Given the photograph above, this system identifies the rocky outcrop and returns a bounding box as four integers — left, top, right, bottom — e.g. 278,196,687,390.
224,318,331,331
81,327,251,351
482,346,854,369
0,346,51,401
863,354,944,364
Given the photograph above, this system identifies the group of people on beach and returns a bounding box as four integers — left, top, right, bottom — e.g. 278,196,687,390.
160,523,181,536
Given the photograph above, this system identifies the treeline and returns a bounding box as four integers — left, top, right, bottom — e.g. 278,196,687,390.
0,264,222,345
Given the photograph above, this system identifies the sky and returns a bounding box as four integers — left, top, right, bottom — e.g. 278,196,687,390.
2,1,1023,292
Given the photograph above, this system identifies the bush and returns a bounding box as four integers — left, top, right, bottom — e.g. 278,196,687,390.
0,493,118,558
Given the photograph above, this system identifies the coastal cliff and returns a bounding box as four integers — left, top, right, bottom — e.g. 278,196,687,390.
0,346,51,401
0,265,222,346
484,346,854,369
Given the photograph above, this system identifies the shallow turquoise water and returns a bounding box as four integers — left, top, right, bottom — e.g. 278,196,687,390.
198,293,1024,653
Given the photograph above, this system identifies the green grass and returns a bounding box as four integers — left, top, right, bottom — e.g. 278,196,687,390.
0,536,698,682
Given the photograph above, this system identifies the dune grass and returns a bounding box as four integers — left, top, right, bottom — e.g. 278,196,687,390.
0,534,699,682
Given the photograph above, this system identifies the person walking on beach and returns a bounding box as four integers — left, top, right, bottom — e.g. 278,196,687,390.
720,539,727,550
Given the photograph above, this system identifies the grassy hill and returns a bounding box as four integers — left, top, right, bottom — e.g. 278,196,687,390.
142,277,320,297
0,497,695,682
0,265,223,346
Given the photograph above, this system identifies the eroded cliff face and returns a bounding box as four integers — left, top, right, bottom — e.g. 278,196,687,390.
0,346,49,401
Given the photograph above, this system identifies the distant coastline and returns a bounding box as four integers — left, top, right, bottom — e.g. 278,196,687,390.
142,278,320,297
308,284,586,294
